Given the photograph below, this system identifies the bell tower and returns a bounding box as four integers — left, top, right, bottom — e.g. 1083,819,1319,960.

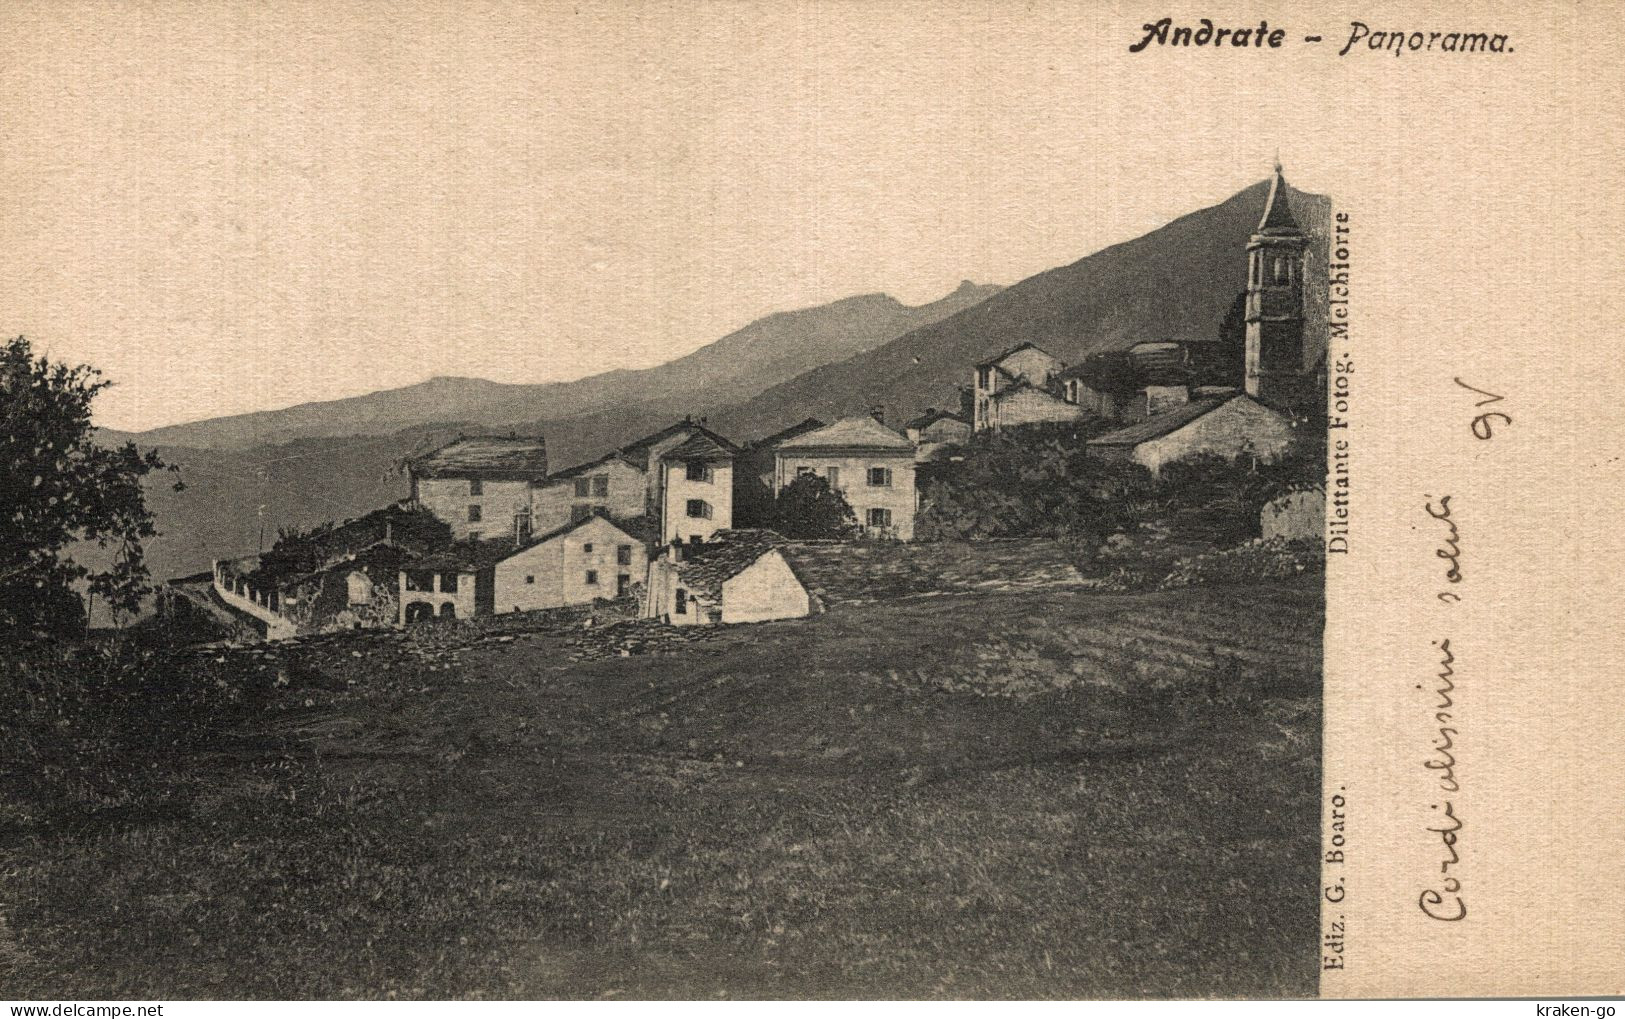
1245,160,1306,407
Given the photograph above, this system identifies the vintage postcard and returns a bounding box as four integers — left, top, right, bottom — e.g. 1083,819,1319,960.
0,0,1619,1005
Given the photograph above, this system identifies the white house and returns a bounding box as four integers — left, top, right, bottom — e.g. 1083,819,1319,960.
657,430,735,545
642,529,812,626
773,415,919,540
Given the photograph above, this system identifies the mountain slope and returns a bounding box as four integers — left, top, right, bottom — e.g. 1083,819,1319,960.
112,282,1001,451
705,178,1330,441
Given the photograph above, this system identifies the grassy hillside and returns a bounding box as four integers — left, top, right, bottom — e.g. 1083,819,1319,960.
3,577,1322,999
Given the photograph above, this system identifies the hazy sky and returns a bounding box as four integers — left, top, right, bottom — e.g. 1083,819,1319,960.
3,2,1372,431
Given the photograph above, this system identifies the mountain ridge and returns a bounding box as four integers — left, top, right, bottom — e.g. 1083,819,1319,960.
103,283,1002,450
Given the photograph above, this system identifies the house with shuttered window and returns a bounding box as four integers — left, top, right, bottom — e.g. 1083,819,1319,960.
772,414,918,540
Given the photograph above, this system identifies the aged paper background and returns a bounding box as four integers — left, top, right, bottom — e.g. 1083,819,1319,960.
3,0,1621,999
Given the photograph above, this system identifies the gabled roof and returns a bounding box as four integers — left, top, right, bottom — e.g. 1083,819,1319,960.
775,415,915,453
661,431,735,463
904,408,970,431
1088,396,1238,447
545,448,646,482
408,435,549,479
620,420,740,457
751,418,827,448
409,512,640,571
1257,164,1301,235
974,340,1056,370
668,529,802,600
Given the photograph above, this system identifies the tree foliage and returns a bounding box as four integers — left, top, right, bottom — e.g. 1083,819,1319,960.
1,336,180,635
916,426,1150,542
917,424,1324,545
768,473,857,539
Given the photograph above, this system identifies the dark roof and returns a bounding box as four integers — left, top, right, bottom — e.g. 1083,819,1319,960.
751,418,827,448
546,448,645,481
1257,165,1301,234
408,435,549,479
904,408,969,430
411,513,639,571
1088,396,1234,447
974,341,1055,369
669,529,798,600
661,431,735,462
620,420,740,457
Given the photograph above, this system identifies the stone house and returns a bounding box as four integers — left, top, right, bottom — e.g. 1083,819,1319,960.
983,381,1092,432
643,529,812,626
773,415,918,540
528,419,739,539
971,342,1067,431
1088,394,1296,477
212,504,449,638
406,435,549,540
903,408,971,462
529,449,648,533
399,513,646,623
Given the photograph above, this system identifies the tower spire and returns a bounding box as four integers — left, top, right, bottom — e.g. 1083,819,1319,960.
1258,158,1300,233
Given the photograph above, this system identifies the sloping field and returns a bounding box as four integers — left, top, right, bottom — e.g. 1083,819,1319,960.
785,539,1090,605
3,578,1322,999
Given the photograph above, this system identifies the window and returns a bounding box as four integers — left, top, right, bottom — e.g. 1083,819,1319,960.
592,475,609,497
467,505,482,522
674,588,687,614
617,574,630,598
585,570,598,585
796,465,816,478
440,572,459,593
686,461,710,483
574,477,591,498
616,544,632,565
688,535,702,546
826,467,840,490
406,571,434,592
686,499,711,519
469,479,483,496
978,366,992,389
583,542,594,553
867,507,893,528
570,504,593,523
467,531,481,542
867,467,892,487
525,575,535,584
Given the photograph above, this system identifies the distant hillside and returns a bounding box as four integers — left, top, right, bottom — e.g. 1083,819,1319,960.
705,178,1331,441
108,282,1001,451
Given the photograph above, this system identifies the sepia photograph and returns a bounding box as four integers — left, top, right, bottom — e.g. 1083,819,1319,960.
10,0,1615,1007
